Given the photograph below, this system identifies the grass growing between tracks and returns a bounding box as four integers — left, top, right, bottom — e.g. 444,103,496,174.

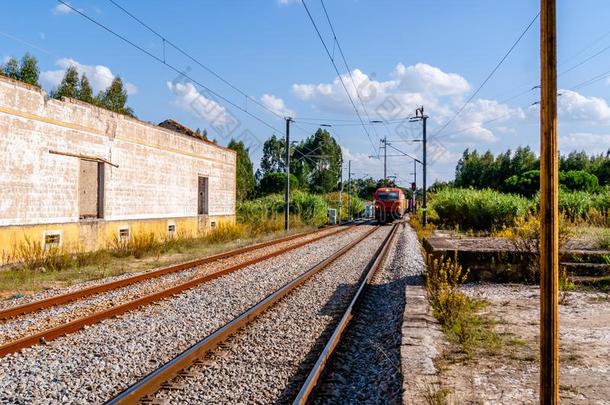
0,218,315,299
425,254,522,356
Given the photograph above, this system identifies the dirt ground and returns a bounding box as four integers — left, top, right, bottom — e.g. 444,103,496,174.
436,283,610,404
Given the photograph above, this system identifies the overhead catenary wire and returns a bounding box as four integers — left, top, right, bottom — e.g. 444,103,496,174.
433,11,540,139
301,0,378,154
106,0,287,121
318,0,382,142
57,0,283,134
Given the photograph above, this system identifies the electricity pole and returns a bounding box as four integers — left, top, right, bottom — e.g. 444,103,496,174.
284,117,292,232
412,159,417,212
338,161,343,224
410,106,428,226
422,113,427,227
347,160,352,221
383,137,387,180
540,0,559,403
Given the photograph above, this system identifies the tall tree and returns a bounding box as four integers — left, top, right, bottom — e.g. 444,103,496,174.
78,73,94,104
19,53,40,87
293,128,342,193
228,139,255,201
2,57,20,80
259,134,286,175
52,66,79,99
97,77,134,117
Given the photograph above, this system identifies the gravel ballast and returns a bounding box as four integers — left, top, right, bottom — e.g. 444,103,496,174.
150,225,392,404
0,225,372,404
312,221,425,404
0,227,344,345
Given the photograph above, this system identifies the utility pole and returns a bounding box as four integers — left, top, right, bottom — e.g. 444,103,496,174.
422,112,427,227
284,117,292,232
347,160,352,221
338,161,343,224
412,159,417,212
540,0,559,403
383,136,387,180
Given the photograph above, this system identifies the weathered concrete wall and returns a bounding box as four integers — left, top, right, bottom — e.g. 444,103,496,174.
0,76,236,256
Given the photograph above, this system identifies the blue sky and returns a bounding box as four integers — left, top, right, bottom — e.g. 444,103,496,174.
2,1,610,187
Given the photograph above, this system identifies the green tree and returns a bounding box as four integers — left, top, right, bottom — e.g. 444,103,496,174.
559,170,599,193
97,77,134,117
292,128,342,193
78,73,94,104
228,139,255,201
510,146,538,174
504,170,540,197
258,172,298,195
260,134,286,175
560,150,590,172
19,53,40,87
52,66,79,99
2,57,20,79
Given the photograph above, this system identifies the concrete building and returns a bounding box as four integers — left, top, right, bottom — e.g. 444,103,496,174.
0,76,236,261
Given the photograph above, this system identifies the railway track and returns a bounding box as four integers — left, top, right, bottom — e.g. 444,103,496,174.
106,222,398,404
0,225,354,357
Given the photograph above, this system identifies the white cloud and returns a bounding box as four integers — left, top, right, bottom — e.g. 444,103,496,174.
40,58,138,95
293,63,521,144
560,132,610,155
278,0,299,5
557,89,610,122
260,94,295,118
166,81,233,126
392,63,470,96
52,3,73,15
445,99,524,143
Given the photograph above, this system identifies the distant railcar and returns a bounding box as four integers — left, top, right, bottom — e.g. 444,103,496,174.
373,187,406,223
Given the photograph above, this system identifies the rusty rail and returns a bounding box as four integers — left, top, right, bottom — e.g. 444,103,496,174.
105,226,381,405
293,222,399,405
0,226,343,320
0,226,355,357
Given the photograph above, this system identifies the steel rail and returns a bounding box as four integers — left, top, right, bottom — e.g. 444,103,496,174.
105,226,381,405
0,226,354,357
0,226,341,320
293,222,399,405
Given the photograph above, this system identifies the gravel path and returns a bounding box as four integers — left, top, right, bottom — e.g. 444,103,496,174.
0,225,372,404
150,225,392,404
311,221,425,404
0,227,344,345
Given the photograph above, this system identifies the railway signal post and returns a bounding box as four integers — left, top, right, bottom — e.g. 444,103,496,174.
540,0,559,403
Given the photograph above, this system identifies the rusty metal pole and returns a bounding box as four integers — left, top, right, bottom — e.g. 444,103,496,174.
540,0,559,403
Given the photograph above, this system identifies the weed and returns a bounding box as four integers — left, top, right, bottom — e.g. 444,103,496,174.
423,384,449,405
426,254,510,355
596,228,610,250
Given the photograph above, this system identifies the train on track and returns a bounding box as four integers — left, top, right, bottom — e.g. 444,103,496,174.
373,187,406,224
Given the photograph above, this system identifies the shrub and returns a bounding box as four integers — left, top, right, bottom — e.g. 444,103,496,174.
258,172,298,195
504,170,540,197
560,170,600,193
429,188,531,231
237,190,329,228
425,254,501,354
322,192,365,220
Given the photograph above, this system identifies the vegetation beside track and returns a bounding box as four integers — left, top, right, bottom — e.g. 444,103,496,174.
0,221,319,299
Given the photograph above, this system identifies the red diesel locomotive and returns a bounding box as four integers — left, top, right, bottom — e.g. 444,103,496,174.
373,187,406,223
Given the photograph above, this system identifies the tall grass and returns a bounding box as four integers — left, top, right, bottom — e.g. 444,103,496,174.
429,187,610,231
237,190,328,228
429,188,532,231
